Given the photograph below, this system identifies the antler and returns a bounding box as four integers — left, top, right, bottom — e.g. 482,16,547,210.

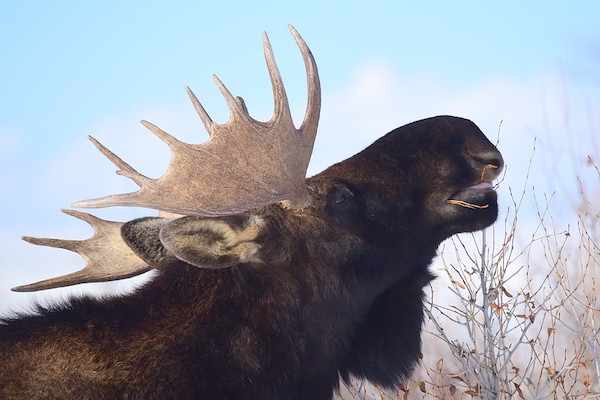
13,210,150,292
16,26,320,292
73,25,321,216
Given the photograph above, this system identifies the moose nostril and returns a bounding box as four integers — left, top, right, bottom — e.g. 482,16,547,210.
471,151,504,172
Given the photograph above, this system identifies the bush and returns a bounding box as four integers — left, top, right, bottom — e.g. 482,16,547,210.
338,140,600,399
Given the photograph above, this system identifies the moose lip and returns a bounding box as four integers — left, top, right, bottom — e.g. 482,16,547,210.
447,181,496,204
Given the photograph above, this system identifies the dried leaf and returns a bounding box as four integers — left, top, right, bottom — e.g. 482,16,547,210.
451,280,466,289
490,289,499,301
489,302,502,315
418,380,426,393
436,358,444,371
449,385,457,395
514,383,524,399
501,285,513,297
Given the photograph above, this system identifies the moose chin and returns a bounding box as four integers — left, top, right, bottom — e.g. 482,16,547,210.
0,25,503,400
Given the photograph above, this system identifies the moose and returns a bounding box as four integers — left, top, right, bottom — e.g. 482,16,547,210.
0,26,503,399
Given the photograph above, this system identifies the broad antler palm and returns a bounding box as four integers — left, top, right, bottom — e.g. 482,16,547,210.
15,210,150,292
75,25,320,215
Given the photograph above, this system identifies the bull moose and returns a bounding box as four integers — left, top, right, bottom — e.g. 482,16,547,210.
0,26,503,399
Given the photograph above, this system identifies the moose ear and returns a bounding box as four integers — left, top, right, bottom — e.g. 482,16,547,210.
121,217,181,270
158,215,265,269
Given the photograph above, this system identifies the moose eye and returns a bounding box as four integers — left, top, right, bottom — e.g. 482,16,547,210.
324,182,365,228
328,184,356,209
335,192,347,205
331,187,354,207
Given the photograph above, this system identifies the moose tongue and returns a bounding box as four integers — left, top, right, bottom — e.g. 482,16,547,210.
467,181,493,190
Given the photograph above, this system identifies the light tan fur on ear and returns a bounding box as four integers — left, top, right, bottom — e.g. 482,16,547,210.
159,215,265,269
193,216,264,262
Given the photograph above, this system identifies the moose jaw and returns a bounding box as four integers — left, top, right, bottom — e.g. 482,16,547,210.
0,25,503,400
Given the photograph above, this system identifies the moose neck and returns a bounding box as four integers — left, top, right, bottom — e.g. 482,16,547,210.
124,261,369,397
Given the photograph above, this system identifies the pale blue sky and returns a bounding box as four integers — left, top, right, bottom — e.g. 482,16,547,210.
2,2,598,156
1,2,599,310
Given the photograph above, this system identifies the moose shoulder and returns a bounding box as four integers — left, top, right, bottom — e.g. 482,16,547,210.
0,27,503,400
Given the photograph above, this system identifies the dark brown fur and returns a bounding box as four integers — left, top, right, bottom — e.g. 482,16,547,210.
0,116,503,399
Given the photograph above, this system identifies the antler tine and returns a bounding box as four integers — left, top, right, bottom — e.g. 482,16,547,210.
140,120,185,150
13,210,150,292
72,26,321,216
236,96,250,114
88,136,151,188
211,74,249,122
262,31,293,125
185,86,216,136
288,24,321,138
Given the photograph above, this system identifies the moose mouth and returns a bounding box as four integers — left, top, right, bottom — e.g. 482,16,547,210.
429,179,499,240
446,181,497,210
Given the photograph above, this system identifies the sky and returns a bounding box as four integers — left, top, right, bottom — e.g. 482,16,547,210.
1,2,599,313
